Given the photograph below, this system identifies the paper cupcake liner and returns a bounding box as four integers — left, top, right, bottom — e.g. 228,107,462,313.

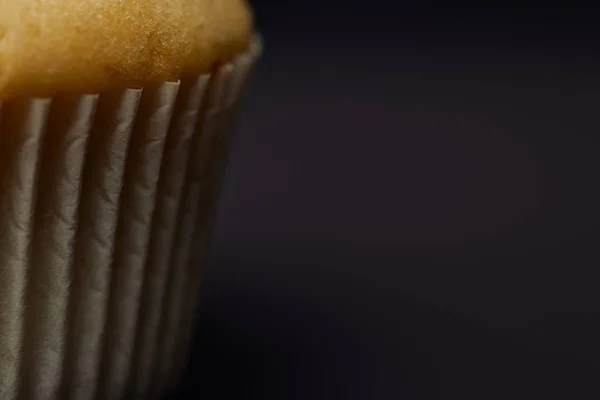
0,36,262,400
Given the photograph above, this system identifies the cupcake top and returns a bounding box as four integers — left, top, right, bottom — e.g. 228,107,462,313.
0,0,253,100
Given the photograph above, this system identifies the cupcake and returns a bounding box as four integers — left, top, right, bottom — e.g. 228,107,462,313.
0,1,261,400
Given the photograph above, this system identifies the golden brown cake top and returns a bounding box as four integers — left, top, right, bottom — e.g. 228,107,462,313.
0,0,253,100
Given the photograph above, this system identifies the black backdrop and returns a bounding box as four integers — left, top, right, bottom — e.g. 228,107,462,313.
171,2,600,399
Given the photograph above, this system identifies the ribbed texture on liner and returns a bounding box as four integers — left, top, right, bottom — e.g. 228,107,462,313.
0,36,261,400
162,45,260,393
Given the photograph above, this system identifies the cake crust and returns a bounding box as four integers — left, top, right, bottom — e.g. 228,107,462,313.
0,0,253,100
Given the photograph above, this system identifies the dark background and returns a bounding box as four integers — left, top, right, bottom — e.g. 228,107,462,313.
173,3,600,399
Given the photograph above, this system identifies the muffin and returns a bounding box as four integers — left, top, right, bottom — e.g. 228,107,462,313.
0,1,261,400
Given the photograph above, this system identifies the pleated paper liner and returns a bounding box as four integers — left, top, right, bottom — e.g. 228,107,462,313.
0,35,262,400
